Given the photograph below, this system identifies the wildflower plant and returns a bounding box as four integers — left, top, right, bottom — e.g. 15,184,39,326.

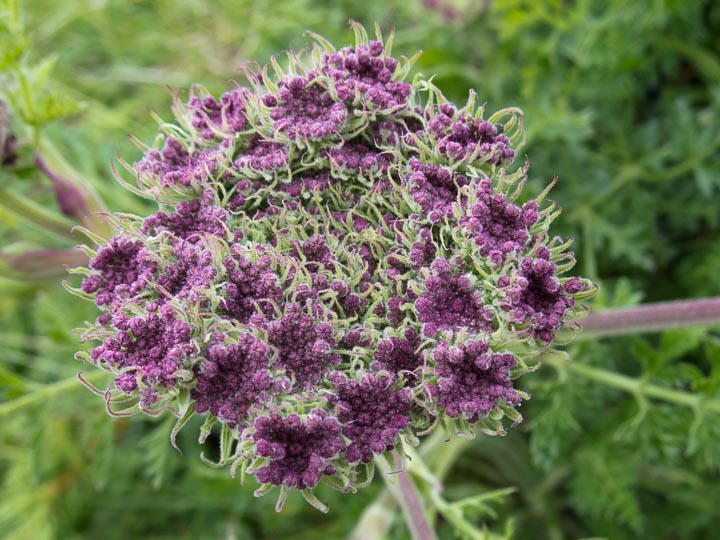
68,23,594,512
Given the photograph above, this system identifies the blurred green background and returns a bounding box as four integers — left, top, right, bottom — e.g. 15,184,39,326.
1,0,719,538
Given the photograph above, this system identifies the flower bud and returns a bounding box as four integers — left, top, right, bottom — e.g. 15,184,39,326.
0,101,18,167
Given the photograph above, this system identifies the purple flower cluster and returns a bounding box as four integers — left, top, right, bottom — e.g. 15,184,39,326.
321,40,412,110
406,158,468,223
325,141,391,174
415,258,494,336
429,340,521,423
501,251,579,342
374,327,424,379
328,279,365,318
192,335,272,428
136,137,219,188
265,303,340,388
253,411,344,489
277,172,332,202
460,178,539,264
408,228,437,269
187,88,248,139
263,75,348,141
329,372,412,464
81,237,157,306
234,137,289,173
220,248,284,323
426,104,515,165
289,235,336,272
157,241,217,303
91,304,193,392
143,191,227,241
75,24,592,508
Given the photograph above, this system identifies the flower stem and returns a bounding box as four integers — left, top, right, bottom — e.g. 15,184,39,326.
578,297,720,339
351,431,467,540
372,451,436,540
395,463,437,540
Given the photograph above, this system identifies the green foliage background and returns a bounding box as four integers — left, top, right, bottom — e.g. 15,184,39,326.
1,0,719,538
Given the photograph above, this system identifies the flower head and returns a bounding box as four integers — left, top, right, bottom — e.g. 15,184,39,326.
72,23,593,511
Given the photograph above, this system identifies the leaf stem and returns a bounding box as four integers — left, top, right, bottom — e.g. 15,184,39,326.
0,371,108,418
545,355,720,413
0,182,77,241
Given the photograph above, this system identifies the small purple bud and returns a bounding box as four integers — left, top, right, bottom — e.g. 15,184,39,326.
34,155,93,224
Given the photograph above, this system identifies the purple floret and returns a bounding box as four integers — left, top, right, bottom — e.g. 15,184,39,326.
321,41,412,110
91,304,194,391
501,251,576,342
234,137,289,173
192,334,273,428
369,114,424,146
414,258,494,336
187,88,248,139
289,235,336,272
136,137,219,187
157,241,217,303
328,371,412,464
81,237,158,306
252,411,344,489
374,327,424,381
429,340,521,423
460,179,539,264
327,279,365,318
220,247,284,323
324,140,391,174
408,228,437,269
275,172,333,211
426,104,515,165
266,303,340,388
143,191,227,242
263,75,348,141
406,158,468,223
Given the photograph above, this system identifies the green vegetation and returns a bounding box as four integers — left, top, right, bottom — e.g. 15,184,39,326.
1,1,719,538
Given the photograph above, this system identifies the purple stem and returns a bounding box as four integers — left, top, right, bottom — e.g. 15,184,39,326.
392,451,436,540
580,297,720,338
0,248,89,280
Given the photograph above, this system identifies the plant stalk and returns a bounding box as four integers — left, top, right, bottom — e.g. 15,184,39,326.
350,431,468,540
371,451,437,540
578,297,720,339
395,463,436,540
